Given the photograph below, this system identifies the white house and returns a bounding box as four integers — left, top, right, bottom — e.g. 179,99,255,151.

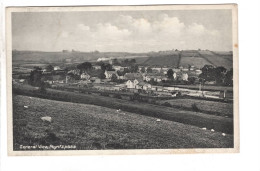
80,73,90,80
182,73,189,81
113,65,123,71
92,65,101,70
104,70,118,79
54,66,61,70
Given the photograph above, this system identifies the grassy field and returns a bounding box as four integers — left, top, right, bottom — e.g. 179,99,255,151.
179,57,212,68
198,51,233,69
13,95,233,150
160,98,233,117
13,85,234,134
138,54,180,67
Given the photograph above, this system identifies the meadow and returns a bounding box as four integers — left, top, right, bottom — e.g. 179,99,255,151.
13,95,234,150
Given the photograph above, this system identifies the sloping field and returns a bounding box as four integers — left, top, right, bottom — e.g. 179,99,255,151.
137,54,180,67
198,51,233,69
179,57,212,68
160,98,233,117
13,95,233,150
14,86,234,134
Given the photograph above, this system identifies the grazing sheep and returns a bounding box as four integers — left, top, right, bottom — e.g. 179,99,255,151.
211,129,215,132
202,127,207,130
222,133,226,136
24,106,29,108
116,109,121,112
156,119,161,122
41,116,52,123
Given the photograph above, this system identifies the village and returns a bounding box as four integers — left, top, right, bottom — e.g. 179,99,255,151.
13,57,231,100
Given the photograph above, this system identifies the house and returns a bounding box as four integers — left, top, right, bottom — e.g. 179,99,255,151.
173,72,177,80
124,73,143,80
195,69,202,75
80,73,90,80
143,73,165,82
104,70,118,79
68,69,81,75
113,65,123,71
152,67,162,73
92,65,101,70
142,83,152,90
126,80,135,89
54,66,61,70
182,73,189,81
90,77,101,84
173,68,181,73
97,57,110,62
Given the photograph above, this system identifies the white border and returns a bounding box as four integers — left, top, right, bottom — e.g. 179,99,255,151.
1,0,260,171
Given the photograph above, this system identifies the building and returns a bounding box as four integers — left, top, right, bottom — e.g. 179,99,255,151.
124,73,143,80
90,77,101,84
80,73,90,80
182,73,189,81
104,70,118,79
92,65,101,70
113,65,123,71
68,69,81,75
54,66,61,71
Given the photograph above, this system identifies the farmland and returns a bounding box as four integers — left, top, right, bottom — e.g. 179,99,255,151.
13,85,234,134
13,50,233,69
13,95,233,150
160,98,233,117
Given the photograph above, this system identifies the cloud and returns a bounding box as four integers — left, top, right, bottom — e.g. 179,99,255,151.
51,14,223,52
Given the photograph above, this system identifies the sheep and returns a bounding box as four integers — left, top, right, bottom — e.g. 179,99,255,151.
116,109,121,112
211,129,215,132
202,127,207,130
41,116,52,123
156,119,161,122
222,133,226,136
24,106,29,108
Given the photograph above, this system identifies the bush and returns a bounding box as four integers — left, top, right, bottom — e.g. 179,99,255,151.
191,103,200,112
113,94,122,99
163,102,172,107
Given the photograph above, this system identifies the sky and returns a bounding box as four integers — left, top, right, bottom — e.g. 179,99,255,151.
12,10,233,52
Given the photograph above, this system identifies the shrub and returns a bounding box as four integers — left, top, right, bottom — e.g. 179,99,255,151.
191,103,200,112
113,94,122,99
163,102,172,107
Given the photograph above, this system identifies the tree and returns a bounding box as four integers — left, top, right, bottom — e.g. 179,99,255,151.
129,64,138,73
117,70,124,76
188,77,196,84
224,68,233,86
130,59,136,64
111,74,118,82
100,63,113,71
141,67,146,73
199,65,215,82
214,66,227,84
99,71,106,79
167,69,174,79
28,67,43,87
45,65,54,72
77,62,92,72
146,67,152,73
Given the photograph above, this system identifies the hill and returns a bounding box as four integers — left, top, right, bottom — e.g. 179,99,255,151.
135,50,233,69
12,50,147,63
12,50,233,69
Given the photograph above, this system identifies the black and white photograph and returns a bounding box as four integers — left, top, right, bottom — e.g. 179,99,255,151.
6,5,239,155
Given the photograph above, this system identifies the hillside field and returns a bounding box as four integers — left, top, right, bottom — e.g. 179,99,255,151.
13,95,233,150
